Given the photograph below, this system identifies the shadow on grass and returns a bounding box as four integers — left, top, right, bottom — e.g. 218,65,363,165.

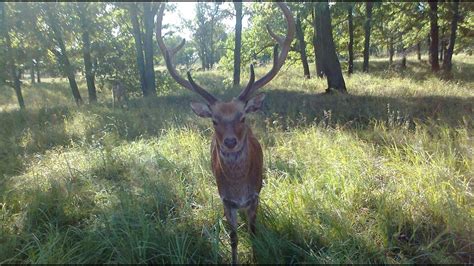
352,58,474,84
1,87,472,178
262,89,473,129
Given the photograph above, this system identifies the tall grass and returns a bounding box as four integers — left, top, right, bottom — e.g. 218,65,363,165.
0,55,472,263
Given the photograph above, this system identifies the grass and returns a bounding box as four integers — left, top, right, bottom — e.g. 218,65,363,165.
0,54,473,263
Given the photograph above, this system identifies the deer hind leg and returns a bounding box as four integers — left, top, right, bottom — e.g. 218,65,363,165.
224,205,238,265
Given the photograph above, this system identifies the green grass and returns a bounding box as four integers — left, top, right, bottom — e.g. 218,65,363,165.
0,54,473,263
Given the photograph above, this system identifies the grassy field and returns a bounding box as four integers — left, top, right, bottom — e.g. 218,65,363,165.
0,55,473,263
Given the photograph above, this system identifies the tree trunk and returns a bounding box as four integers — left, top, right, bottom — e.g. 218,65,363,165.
427,34,432,63
45,5,82,105
2,3,25,109
129,3,148,97
347,4,354,75
5,34,25,109
296,13,310,79
62,55,82,106
442,0,459,73
233,1,242,86
143,3,157,96
417,42,421,61
12,66,25,109
401,38,407,69
36,60,41,83
363,2,373,73
389,38,394,65
440,35,445,61
30,60,35,84
429,1,440,72
78,3,97,103
315,2,347,93
312,6,324,78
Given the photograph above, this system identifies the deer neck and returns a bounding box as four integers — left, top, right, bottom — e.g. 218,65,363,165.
216,134,250,180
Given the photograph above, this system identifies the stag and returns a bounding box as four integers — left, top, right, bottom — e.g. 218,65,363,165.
156,3,295,264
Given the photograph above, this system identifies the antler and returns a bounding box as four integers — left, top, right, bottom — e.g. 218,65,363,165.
238,3,295,101
155,4,218,105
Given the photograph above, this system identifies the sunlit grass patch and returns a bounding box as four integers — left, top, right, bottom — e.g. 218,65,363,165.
0,55,473,263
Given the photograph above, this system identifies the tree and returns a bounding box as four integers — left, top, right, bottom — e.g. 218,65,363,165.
347,3,354,75
189,3,227,70
233,2,242,86
442,0,460,74
429,1,440,72
363,2,373,73
128,3,148,97
37,3,83,105
142,2,158,96
312,6,324,78
77,3,97,103
314,2,347,93
295,12,310,79
417,42,422,60
125,3,158,97
1,2,25,109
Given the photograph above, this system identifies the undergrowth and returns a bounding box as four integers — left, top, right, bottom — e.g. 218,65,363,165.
0,55,472,263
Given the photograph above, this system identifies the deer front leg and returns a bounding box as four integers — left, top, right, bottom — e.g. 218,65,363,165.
224,204,238,265
246,197,258,236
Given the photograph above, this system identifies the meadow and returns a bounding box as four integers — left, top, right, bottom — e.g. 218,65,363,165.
0,55,472,263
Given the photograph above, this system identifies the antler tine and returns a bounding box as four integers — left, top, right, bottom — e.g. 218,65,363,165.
171,38,186,57
238,3,295,101
237,64,256,101
156,4,218,104
266,25,284,46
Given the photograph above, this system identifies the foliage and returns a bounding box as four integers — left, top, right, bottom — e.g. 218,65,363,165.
182,3,229,71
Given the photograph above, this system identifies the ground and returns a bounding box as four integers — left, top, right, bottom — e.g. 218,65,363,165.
0,55,473,263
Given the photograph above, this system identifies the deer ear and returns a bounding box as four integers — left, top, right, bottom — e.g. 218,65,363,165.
245,93,266,113
190,102,212,118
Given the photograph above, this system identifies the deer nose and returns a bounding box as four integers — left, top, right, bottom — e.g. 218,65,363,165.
224,137,237,149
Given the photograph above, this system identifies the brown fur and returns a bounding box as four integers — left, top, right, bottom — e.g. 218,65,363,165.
211,122,263,265
211,126,263,203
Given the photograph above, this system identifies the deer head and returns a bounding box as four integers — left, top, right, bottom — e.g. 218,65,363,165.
156,3,295,153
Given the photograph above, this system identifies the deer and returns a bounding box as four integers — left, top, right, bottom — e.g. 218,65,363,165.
111,79,128,108
156,3,295,264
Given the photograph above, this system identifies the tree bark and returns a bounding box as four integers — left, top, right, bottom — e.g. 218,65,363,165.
417,42,421,61
389,38,394,65
143,3,157,96
2,3,25,109
312,6,324,78
347,4,354,75
233,1,242,86
363,2,373,73
78,3,97,103
44,5,82,105
129,3,148,97
296,13,310,79
11,64,25,109
427,34,432,63
30,59,35,84
315,2,347,93
442,0,459,73
429,1,440,72
5,34,25,109
440,34,445,61
401,38,407,69
36,59,41,83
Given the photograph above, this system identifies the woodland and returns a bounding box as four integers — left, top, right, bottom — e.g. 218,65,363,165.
0,2,473,264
